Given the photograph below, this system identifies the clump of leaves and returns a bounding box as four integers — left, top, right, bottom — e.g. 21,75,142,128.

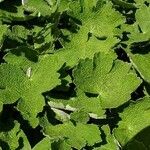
0,0,150,149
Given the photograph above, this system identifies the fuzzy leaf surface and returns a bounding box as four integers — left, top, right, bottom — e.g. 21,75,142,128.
73,52,141,108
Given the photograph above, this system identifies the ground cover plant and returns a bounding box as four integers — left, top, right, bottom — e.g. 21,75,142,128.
0,0,150,149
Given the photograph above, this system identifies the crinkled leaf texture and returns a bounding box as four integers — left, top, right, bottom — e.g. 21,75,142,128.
0,0,150,149
0,0,57,22
73,52,141,108
32,137,51,150
0,53,62,127
0,121,31,150
41,119,101,149
0,24,7,46
124,3,150,83
129,53,150,83
114,97,150,147
55,1,124,66
48,90,105,119
93,126,117,150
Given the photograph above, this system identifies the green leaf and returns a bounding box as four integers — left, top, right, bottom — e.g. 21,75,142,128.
32,24,54,53
0,24,7,47
32,137,51,150
4,46,38,70
23,0,57,17
121,4,150,44
8,25,30,42
94,126,117,150
123,4,150,84
0,121,31,150
70,108,90,123
69,1,124,38
111,0,136,9
124,140,147,150
48,91,105,119
136,5,150,34
41,121,101,149
55,1,124,66
0,1,35,22
0,54,61,127
114,97,150,147
51,139,72,150
73,52,141,108
134,0,150,5
129,52,150,83
3,26,31,49
123,23,150,44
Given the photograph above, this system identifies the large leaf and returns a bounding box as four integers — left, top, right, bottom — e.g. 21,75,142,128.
55,1,124,66
41,121,101,149
73,52,141,108
114,97,150,147
0,53,61,127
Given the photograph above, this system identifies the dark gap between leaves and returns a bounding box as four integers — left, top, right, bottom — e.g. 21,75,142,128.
131,82,145,101
39,106,63,125
15,112,45,148
104,102,131,133
121,31,130,42
130,41,150,54
123,126,150,150
43,81,76,100
96,36,107,41
0,104,16,132
106,109,121,133
144,1,150,6
83,127,107,150
125,9,136,24
0,103,45,148
23,10,34,16
0,51,6,64
85,92,99,98
16,137,24,150
57,63,71,78
87,118,108,125
54,39,63,50
87,32,92,41
0,139,10,150
58,12,81,33
115,47,130,62
57,12,71,29
0,0,21,13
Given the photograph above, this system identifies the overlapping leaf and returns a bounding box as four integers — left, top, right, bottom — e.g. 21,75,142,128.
40,119,101,150
0,53,62,127
48,91,105,119
0,121,31,150
94,126,117,150
0,0,150,149
114,97,150,148
73,52,141,108
56,1,124,66
124,3,150,83
32,137,52,150
0,24,7,47
0,0,57,22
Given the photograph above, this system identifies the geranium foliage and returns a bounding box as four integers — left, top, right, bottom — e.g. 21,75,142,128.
0,0,150,149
